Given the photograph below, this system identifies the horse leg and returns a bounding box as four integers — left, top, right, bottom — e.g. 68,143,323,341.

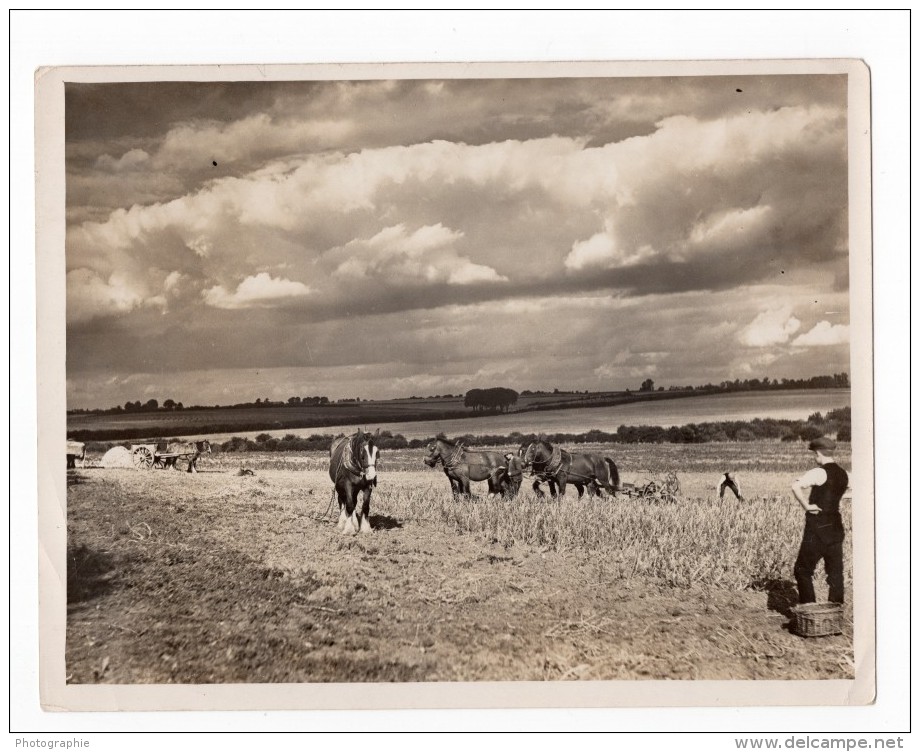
358,485,373,534
554,475,567,499
532,479,545,498
335,485,349,531
486,472,502,500
340,483,360,536
574,482,585,499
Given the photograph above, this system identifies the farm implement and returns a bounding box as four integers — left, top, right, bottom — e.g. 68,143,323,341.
131,443,192,470
620,471,682,503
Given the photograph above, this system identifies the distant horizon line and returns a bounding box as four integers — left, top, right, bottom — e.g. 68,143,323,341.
67,374,851,414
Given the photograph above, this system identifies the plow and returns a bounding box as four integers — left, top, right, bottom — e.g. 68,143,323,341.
620,471,682,503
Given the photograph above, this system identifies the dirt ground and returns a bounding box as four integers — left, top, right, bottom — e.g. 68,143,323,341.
65,466,854,684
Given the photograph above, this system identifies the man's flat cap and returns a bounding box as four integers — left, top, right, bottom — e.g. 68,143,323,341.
808,437,837,452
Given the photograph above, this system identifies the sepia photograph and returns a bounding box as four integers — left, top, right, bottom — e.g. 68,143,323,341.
11,7,914,745
34,55,879,716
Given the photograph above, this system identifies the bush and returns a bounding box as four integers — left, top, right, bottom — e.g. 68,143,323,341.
735,429,756,442
836,424,852,442
798,425,823,442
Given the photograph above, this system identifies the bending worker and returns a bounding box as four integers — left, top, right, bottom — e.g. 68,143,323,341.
718,471,743,501
790,437,849,605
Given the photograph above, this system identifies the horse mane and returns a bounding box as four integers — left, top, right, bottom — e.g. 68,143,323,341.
348,430,377,465
349,431,363,459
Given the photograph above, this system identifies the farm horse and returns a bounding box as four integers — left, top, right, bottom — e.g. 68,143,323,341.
329,430,379,535
520,440,620,499
163,440,212,473
423,438,519,499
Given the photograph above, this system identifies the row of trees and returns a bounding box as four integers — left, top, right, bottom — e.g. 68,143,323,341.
651,373,850,394
83,406,851,455
72,395,332,415
69,373,849,416
463,387,519,413
184,407,849,454
116,399,184,413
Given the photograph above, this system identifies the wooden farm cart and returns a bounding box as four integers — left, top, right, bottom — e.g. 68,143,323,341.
130,442,197,470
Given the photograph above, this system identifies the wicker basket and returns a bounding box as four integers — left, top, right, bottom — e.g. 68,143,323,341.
792,602,843,637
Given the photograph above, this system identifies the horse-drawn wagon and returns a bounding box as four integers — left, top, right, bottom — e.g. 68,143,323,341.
130,440,211,472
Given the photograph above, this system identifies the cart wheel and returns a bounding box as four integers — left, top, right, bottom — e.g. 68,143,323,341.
132,446,154,470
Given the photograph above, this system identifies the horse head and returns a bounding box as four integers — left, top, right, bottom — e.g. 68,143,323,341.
352,431,379,481
422,440,443,467
521,440,550,468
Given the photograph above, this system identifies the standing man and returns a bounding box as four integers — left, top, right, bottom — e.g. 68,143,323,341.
790,437,849,604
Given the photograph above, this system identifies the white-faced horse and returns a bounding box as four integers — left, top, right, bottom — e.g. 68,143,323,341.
329,430,379,535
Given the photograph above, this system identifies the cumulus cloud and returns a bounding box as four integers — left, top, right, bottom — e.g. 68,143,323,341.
566,230,617,270
68,101,845,291
153,113,355,170
202,272,312,309
94,148,150,172
792,321,849,347
565,225,657,270
67,269,148,323
331,224,506,285
64,77,852,405
688,205,774,253
739,307,802,347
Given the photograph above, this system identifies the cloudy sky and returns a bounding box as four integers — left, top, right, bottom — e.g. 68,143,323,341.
65,74,850,408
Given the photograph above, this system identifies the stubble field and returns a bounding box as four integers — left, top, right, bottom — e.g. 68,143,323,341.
66,441,854,684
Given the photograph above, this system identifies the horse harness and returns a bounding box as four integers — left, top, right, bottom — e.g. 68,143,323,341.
529,444,605,485
526,444,566,480
440,443,498,473
332,435,375,483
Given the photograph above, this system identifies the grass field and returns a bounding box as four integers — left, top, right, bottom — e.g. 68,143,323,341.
66,441,854,684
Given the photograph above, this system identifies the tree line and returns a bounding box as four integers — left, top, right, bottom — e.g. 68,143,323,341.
68,373,848,416
463,387,519,413
85,408,850,454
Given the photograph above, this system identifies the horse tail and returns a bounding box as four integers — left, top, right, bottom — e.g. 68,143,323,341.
604,458,620,494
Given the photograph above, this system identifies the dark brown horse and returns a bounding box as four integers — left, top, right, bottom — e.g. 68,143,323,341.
163,440,212,472
329,430,379,535
424,438,519,498
520,440,620,499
